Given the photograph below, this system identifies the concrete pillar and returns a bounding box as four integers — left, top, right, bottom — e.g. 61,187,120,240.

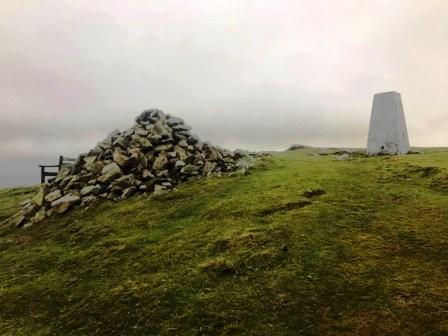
367,91,410,155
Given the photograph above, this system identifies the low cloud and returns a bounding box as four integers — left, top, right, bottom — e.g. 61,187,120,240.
1,0,447,187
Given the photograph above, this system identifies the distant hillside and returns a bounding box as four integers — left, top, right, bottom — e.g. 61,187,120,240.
1,148,448,336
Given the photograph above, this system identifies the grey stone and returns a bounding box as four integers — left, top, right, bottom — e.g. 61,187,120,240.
133,137,152,150
56,166,72,180
167,151,177,159
194,143,203,152
154,184,166,192
188,134,201,144
128,150,147,171
80,184,102,196
152,184,170,196
122,186,137,198
134,128,149,136
177,130,191,137
65,175,80,190
175,145,188,161
112,174,135,188
22,222,34,229
203,161,217,175
98,162,122,184
172,124,191,132
32,184,49,206
222,149,234,157
81,195,98,206
85,161,104,174
45,190,62,203
142,169,155,180
156,170,170,178
113,136,130,149
135,109,164,123
177,139,188,148
174,160,186,169
113,150,138,169
96,129,120,151
236,156,257,169
154,143,174,152
206,147,220,161
51,194,81,214
33,209,47,223
84,155,97,165
234,149,249,159
151,121,171,139
181,164,200,175
153,152,168,171
167,116,184,127
110,185,123,195
22,202,38,216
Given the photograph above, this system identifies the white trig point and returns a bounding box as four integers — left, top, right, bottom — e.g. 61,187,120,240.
367,91,410,155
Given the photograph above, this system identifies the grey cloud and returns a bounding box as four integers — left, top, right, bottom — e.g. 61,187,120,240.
1,0,447,187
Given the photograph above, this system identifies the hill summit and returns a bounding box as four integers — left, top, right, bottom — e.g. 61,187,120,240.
10,109,259,228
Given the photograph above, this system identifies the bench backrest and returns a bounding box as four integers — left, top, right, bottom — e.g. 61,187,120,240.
58,155,77,169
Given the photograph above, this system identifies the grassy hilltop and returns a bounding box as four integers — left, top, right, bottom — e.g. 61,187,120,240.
1,148,447,336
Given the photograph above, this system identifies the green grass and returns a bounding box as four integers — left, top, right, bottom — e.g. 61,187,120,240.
1,149,448,336
0,186,38,224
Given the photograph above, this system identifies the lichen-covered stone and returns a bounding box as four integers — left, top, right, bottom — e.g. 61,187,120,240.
203,161,217,175
122,186,137,198
153,152,168,171
45,190,62,203
33,184,49,206
112,175,134,189
98,163,122,184
113,150,138,169
33,209,47,223
51,194,81,214
80,185,102,196
181,164,200,175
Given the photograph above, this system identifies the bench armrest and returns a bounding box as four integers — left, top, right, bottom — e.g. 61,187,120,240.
39,165,60,168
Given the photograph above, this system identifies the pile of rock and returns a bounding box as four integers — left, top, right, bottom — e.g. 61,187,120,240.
11,109,261,228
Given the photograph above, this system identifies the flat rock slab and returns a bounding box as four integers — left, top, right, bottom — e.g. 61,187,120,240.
51,194,81,214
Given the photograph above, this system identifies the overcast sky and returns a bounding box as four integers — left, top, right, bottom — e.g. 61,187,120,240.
1,0,447,187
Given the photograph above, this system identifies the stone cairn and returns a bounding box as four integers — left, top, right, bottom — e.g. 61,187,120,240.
11,109,261,228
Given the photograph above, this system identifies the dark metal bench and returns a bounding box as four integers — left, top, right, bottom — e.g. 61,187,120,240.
39,155,76,184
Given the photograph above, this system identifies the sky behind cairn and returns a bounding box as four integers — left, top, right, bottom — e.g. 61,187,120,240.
1,0,447,187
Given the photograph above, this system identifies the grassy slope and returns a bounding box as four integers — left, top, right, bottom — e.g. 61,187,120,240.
0,149,447,336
